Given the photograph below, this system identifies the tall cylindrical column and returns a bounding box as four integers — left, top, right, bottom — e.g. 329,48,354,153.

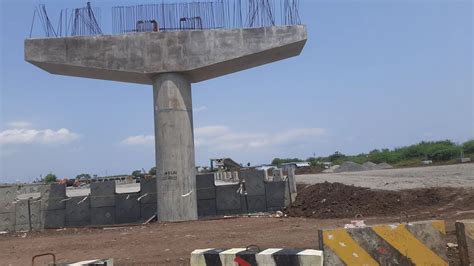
152,73,198,222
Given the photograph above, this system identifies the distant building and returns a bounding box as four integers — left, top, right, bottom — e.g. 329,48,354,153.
210,158,241,171
280,162,311,171
255,164,275,171
322,162,333,169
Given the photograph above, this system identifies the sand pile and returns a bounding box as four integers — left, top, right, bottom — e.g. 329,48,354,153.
333,161,364,173
374,162,394,170
362,161,377,170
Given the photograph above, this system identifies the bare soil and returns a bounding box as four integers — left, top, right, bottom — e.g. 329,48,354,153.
286,182,474,219
1,211,473,265
2,181,473,265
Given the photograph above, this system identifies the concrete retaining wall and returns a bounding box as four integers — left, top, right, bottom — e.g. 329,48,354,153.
197,169,288,218
318,220,448,265
191,248,323,266
455,219,474,266
0,170,288,231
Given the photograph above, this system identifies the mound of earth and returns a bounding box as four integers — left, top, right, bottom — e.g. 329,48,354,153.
285,182,474,219
374,162,393,170
333,161,364,173
362,161,377,170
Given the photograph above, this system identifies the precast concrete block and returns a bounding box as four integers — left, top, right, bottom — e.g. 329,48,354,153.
232,172,239,182
15,199,41,225
197,199,217,218
139,177,156,204
90,181,115,208
264,181,286,210
15,223,41,232
0,186,16,213
241,195,266,213
239,169,265,196
0,212,15,232
196,174,215,189
91,207,115,225
272,169,283,181
42,209,65,229
65,197,90,226
216,185,241,212
197,174,216,200
115,193,140,224
197,188,216,200
41,184,66,210
140,203,157,221
319,220,448,265
455,219,474,266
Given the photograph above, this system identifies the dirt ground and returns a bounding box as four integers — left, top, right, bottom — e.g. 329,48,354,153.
3,165,474,265
296,163,474,190
1,207,473,265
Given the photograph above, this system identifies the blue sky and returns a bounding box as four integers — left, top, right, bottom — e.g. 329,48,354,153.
1,0,472,182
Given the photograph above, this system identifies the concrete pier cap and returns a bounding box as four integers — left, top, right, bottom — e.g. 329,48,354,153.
25,25,307,222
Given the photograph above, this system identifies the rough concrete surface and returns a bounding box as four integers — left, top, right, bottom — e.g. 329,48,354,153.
25,26,307,84
296,164,474,190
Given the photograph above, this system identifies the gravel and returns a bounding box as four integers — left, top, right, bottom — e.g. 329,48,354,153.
296,163,474,190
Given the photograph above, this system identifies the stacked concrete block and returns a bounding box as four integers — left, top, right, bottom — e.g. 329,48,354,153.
66,196,91,226
240,169,267,213
41,184,66,229
272,168,283,181
216,184,241,215
115,193,140,224
241,195,266,213
287,167,297,202
456,219,474,266
91,181,115,208
196,174,216,217
91,207,115,225
0,186,16,232
15,199,41,231
90,181,116,225
232,172,239,182
140,202,157,221
139,178,157,220
264,181,286,211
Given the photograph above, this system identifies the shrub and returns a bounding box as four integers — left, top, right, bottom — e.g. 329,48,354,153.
44,173,57,184
463,140,474,154
430,147,460,161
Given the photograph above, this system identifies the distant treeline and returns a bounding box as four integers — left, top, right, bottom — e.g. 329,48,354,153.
272,139,474,167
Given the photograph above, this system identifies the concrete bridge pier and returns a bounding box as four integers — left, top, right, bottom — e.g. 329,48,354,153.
25,25,307,223
152,73,197,221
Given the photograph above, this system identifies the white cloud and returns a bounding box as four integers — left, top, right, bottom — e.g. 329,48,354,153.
193,106,208,113
0,128,79,145
6,121,33,128
121,126,326,151
121,134,155,146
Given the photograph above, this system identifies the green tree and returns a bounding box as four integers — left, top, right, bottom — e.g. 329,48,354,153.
430,147,460,161
149,167,157,175
271,158,303,166
75,173,91,180
131,170,144,178
44,173,57,184
463,140,474,154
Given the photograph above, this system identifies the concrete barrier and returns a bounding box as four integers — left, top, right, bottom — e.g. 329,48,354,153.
455,219,474,266
191,248,323,266
318,220,448,265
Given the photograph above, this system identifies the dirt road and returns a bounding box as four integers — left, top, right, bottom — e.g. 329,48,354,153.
296,163,474,190
2,209,473,266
